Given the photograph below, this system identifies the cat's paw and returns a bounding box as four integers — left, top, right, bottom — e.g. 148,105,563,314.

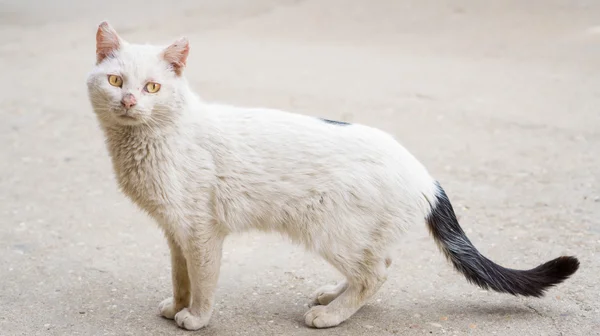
158,297,182,320
304,305,344,328
174,308,210,331
309,282,347,307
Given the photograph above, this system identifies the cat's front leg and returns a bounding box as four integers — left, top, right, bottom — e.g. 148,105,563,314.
159,235,191,319
174,229,224,331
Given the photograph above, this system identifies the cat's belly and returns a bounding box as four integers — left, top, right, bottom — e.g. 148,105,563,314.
212,162,429,243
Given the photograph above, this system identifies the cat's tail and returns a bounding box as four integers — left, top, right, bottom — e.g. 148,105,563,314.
425,181,579,297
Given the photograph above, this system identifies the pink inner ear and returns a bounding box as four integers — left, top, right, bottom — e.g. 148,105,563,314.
96,22,121,64
163,38,189,76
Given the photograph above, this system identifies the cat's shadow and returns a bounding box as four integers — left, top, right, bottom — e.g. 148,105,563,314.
292,301,539,327
436,304,534,317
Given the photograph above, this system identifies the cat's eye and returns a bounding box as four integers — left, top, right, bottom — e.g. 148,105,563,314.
145,82,161,93
108,75,123,87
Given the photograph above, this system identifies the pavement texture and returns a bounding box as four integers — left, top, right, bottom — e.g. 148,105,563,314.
1,0,599,335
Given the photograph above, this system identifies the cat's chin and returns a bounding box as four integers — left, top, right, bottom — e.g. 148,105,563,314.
110,113,148,126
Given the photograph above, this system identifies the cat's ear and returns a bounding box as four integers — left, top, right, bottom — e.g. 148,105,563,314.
162,37,190,76
96,21,122,64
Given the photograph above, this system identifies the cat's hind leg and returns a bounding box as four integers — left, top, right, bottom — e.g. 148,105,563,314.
309,255,391,307
304,252,389,328
309,281,348,307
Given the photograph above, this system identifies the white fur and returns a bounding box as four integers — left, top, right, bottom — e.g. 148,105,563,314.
87,23,438,330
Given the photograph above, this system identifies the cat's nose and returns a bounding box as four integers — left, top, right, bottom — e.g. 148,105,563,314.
121,94,137,109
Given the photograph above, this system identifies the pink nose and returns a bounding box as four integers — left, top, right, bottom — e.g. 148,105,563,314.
121,94,137,109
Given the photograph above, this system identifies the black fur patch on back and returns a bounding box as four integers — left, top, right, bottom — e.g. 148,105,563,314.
319,118,351,126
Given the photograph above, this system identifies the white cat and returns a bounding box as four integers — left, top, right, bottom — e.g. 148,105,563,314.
86,22,579,330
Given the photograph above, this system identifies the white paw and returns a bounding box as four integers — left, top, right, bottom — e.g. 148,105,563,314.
309,282,347,307
174,308,210,331
158,297,179,320
304,305,344,328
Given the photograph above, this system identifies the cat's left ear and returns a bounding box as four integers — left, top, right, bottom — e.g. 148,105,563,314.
96,21,122,64
162,37,190,76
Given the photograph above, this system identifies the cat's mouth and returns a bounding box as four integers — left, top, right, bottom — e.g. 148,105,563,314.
112,110,145,125
118,114,137,120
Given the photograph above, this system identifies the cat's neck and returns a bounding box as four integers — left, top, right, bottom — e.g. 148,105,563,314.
101,115,184,208
103,120,177,143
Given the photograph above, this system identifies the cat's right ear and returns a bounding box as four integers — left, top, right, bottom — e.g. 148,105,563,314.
96,21,122,64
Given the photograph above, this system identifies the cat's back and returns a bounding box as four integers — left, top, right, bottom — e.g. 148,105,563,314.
201,102,433,188
203,103,397,157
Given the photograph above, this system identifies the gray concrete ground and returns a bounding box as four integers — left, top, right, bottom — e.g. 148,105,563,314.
1,0,599,335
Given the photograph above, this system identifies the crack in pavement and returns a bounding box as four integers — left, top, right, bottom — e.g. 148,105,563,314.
525,303,563,336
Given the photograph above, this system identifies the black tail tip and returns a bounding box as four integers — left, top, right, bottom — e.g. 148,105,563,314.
533,255,580,292
549,256,580,279
521,255,580,297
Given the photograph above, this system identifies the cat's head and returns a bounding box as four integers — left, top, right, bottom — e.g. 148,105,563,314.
87,22,190,127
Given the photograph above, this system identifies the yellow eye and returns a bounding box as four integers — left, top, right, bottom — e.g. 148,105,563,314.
108,75,123,87
145,82,161,93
